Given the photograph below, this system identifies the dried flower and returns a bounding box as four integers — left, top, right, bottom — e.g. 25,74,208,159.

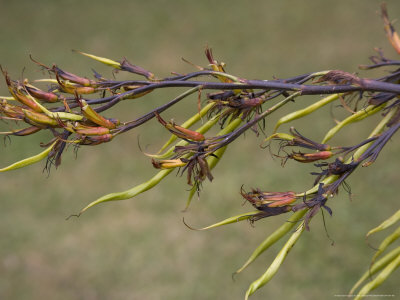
241,187,296,221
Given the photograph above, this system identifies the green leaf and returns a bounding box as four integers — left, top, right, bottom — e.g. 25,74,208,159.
234,209,307,275
273,94,340,133
0,141,56,172
183,211,260,231
78,113,243,214
245,221,305,299
371,226,400,264
349,246,400,295
322,104,385,143
354,252,400,300
367,209,400,237
77,168,174,215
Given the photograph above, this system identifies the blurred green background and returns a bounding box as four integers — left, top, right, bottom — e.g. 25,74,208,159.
1,1,400,299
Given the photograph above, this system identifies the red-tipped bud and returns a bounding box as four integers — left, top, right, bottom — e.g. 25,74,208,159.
155,112,205,142
25,85,59,103
53,66,95,86
290,151,333,163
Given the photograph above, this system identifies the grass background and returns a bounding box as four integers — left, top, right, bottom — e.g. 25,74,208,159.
1,1,400,299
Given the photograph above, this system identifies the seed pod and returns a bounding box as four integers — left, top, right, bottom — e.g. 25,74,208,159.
25,85,59,103
79,99,116,129
59,84,96,95
23,109,58,126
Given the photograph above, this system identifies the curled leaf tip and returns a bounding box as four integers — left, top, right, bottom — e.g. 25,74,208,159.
182,217,202,231
65,214,81,221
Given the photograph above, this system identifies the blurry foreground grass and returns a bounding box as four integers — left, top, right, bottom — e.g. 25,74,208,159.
1,1,400,299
